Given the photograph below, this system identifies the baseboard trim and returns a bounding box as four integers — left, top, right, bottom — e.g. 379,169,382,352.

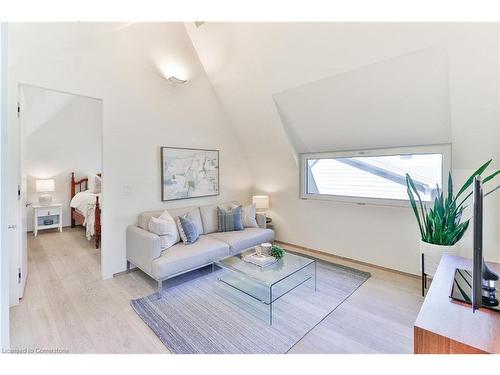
27,224,81,234
275,240,419,279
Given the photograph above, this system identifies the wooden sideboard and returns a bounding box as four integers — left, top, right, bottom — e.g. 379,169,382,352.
414,254,500,354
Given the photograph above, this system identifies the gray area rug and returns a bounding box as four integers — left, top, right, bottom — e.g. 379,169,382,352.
131,258,370,354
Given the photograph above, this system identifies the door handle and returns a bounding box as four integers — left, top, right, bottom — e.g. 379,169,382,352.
8,225,17,230
25,202,32,207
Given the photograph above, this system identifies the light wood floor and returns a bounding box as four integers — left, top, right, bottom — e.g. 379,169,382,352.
10,228,423,353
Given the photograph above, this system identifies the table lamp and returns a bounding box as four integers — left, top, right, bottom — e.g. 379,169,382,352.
252,195,269,212
253,195,272,226
36,179,55,205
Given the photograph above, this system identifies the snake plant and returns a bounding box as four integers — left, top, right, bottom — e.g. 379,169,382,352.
406,159,500,246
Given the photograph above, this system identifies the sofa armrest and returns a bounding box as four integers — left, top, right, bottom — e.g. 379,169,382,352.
126,225,162,277
256,213,267,229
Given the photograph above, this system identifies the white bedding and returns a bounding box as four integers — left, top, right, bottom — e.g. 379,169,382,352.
70,190,102,240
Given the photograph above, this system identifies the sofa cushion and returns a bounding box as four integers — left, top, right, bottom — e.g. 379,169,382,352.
207,227,274,254
199,204,218,234
151,236,230,279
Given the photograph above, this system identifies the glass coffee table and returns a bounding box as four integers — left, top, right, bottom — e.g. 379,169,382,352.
214,248,316,325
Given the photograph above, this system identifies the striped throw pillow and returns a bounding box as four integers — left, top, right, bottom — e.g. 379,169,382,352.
217,206,244,232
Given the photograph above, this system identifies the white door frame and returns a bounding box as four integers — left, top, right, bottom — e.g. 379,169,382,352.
10,83,104,294
0,22,10,351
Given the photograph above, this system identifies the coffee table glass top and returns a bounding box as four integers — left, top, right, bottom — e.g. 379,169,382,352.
215,248,315,287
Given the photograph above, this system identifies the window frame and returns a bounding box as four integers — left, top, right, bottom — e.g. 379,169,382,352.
299,144,452,207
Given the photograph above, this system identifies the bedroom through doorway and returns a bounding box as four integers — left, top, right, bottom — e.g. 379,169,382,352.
19,84,103,299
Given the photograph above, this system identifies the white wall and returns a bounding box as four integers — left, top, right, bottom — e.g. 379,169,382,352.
186,22,500,274
1,22,10,350
8,23,252,279
24,87,102,231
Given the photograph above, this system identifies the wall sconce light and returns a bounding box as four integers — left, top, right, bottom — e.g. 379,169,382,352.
158,61,189,85
167,76,188,85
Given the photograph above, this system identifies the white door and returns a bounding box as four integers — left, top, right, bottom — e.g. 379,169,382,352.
17,86,27,298
1,21,11,349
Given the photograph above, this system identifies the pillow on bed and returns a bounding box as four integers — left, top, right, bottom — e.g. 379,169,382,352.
148,211,179,249
88,173,101,194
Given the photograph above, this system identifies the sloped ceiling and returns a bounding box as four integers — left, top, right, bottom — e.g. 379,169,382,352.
22,85,76,136
184,23,463,175
273,46,451,153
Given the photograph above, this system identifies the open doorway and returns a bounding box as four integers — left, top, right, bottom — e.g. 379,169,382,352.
18,84,103,300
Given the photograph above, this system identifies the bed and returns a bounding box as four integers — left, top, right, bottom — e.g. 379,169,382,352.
70,172,101,249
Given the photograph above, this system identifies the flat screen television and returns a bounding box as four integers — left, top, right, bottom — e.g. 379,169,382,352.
450,176,499,312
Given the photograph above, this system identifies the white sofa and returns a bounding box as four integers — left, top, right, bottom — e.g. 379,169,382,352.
126,202,274,294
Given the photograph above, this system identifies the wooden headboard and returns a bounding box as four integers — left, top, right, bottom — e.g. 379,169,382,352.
70,172,102,199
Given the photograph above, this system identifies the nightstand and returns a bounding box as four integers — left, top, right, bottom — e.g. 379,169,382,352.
265,217,274,231
33,203,63,236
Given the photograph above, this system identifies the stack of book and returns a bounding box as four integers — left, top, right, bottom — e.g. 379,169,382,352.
243,252,277,267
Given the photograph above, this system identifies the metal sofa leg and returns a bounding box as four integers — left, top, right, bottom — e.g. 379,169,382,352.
153,279,165,300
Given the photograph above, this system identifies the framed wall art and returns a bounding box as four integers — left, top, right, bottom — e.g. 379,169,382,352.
161,147,219,201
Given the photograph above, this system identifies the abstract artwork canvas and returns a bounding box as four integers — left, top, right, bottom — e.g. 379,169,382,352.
161,147,219,201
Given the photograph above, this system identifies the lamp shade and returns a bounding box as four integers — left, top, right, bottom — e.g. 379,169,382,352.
252,195,269,210
36,179,55,193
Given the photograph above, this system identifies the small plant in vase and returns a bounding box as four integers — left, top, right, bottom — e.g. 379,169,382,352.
270,245,285,260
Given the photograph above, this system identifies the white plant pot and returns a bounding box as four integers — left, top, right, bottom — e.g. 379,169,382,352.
420,240,460,277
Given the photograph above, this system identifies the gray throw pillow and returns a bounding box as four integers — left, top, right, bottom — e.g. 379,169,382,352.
217,206,244,232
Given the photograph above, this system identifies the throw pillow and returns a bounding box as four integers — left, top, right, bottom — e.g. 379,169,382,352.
159,235,175,250
232,203,258,228
176,213,200,244
148,216,170,236
217,206,244,232
158,210,180,244
148,211,179,250
94,175,102,193
87,173,101,194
